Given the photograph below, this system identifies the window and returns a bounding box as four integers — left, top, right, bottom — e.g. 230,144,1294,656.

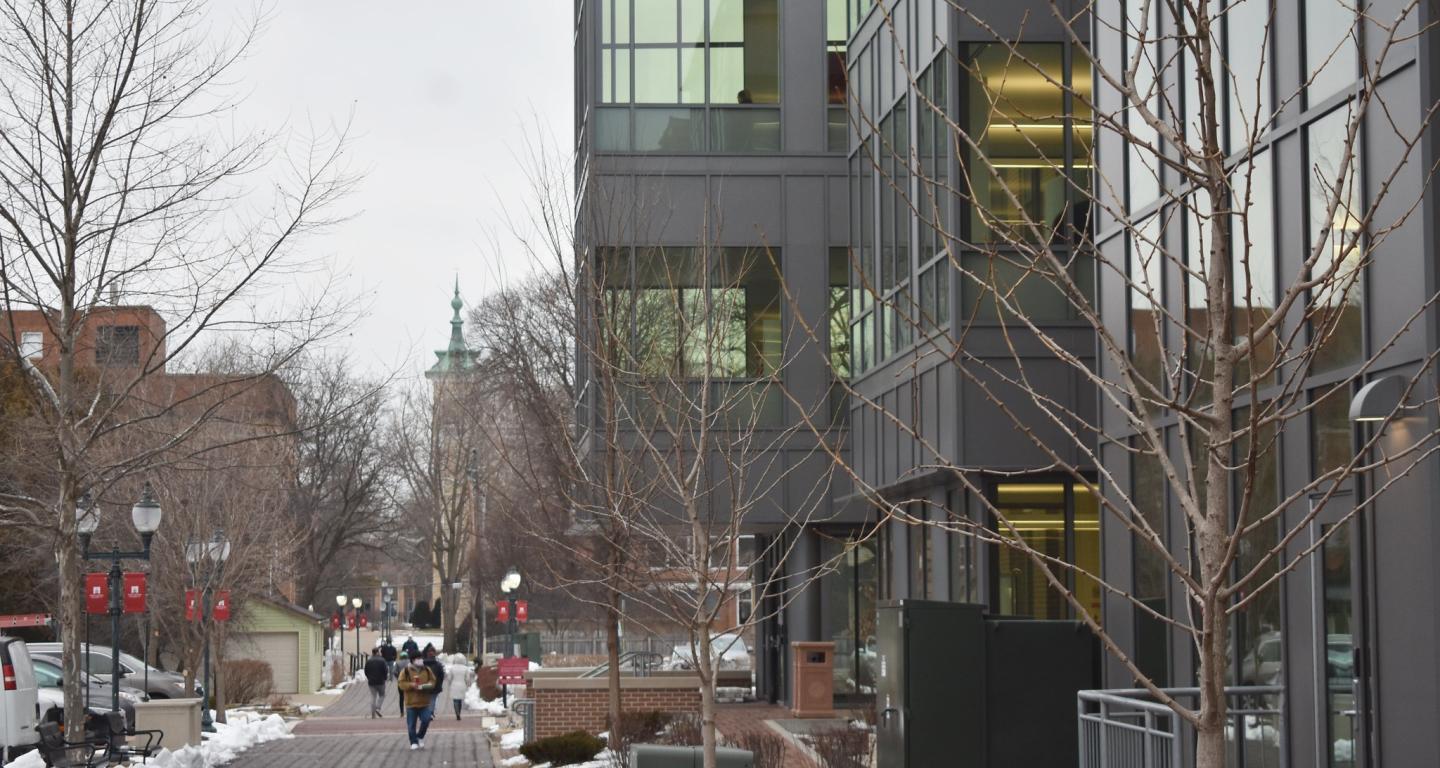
1232,151,1278,387
1233,405,1281,742
33,661,61,687
992,480,1102,622
947,489,975,602
916,62,950,331
826,0,873,151
1125,0,1161,210
1132,444,1169,686
820,533,879,697
1311,387,1353,478
1305,0,1358,106
605,246,781,378
1224,0,1273,151
1306,108,1364,374
1185,193,1216,403
908,504,929,599
19,331,42,359
95,325,140,367
597,0,780,152
1129,216,1164,392
829,248,853,424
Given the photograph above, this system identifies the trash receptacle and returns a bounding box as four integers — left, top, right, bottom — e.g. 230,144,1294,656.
630,744,754,767
791,641,836,717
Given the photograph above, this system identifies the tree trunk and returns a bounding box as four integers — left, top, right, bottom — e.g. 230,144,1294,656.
605,593,622,730
698,632,718,768
56,495,86,738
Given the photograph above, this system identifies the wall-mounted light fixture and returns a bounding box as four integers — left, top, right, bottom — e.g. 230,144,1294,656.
1349,375,1410,423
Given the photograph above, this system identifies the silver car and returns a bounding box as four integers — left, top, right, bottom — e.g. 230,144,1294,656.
27,644,195,700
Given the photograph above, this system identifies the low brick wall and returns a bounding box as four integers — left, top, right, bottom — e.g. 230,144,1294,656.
529,675,702,739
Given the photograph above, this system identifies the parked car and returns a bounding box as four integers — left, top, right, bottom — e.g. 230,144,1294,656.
30,657,142,728
27,644,195,700
0,635,40,763
664,633,752,671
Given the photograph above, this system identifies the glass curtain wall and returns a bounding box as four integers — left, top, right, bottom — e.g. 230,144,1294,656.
991,480,1101,622
820,533,879,698
827,0,874,151
597,0,780,152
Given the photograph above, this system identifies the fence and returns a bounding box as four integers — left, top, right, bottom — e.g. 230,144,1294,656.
1077,686,1284,768
483,632,683,658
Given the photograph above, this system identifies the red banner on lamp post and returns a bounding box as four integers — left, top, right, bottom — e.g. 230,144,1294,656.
345,612,356,630
185,590,199,621
213,591,231,622
515,600,529,624
121,573,147,614
85,574,109,614
330,613,341,630
496,601,509,623
358,612,369,629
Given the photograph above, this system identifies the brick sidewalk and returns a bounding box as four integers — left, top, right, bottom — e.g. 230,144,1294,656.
226,730,493,768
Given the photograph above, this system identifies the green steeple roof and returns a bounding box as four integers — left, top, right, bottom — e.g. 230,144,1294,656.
425,279,478,378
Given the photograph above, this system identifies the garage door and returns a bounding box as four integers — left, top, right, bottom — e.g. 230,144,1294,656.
231,632,299,694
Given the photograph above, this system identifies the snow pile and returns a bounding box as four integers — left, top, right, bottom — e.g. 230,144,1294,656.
464,683,508,715
500,728,527,750
500,756,530,767
500,750,616,768
146,712,293,768
1,750,44,768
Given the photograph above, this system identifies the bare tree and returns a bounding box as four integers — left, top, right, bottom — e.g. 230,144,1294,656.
0,0,352,732
287,355,398,606
813,1,1440,765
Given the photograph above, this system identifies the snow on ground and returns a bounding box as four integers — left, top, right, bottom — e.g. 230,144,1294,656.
2,750,44,768
500,728,527,750
145,712,293,768
463,683,508,715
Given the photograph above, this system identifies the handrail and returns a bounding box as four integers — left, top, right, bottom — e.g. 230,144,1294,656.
580,650,665,678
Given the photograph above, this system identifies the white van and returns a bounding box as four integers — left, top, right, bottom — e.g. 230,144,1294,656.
0,635,40,762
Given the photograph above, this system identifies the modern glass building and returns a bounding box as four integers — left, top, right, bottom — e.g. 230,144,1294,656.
574,0,879,705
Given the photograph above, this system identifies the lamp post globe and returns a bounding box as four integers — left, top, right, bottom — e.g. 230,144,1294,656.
131,481,162,536
336,594,347,607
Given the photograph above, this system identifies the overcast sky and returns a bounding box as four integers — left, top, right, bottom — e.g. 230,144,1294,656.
226,0,572,377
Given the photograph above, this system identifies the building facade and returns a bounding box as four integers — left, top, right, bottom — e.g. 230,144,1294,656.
575,0,875,705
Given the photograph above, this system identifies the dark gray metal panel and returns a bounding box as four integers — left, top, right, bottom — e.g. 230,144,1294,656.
709,176,784,244
779,0,826,154
1366,66,1429,368
1098,440,1138,690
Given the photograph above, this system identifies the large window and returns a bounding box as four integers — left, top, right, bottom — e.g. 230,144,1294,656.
1306,107,1364,374
829,248,853,423
603,246,781,379
1304,0,1358,106
991,480,1101,622
1132,444,1169,686
95,325,140,367
916,62,950,331
597,0,779,152
1232,151,1278,388
826,0,873,151
1129,215,1164,391
1223,0,1274,151
1125,0,1160,210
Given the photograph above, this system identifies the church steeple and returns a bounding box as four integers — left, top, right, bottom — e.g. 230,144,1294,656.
425,278,479,379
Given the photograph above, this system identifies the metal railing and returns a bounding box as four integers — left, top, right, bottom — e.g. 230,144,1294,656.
513,698,536,744
580,650,665,678
1078,686,1284,768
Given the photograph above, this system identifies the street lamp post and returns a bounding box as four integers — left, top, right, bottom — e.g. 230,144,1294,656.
185,529,230,733
384,586,396,643
335,594,347,658
77,483,164,718
351,596,362,655
499,568,521,658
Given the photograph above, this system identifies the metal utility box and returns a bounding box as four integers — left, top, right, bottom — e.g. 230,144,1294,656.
876,601,986,768
875,601,1098,768
630,744,754,767
790,641,836,717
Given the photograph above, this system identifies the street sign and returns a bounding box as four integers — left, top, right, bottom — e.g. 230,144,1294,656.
85,573,109,614
185,589,199,621
0,614,51,629
122,573,147,614
213,591,231,622
497,656,528,686
516,600,529,624
497,601,509,623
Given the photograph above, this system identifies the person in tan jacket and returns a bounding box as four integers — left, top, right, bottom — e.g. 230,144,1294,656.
397,655,438,750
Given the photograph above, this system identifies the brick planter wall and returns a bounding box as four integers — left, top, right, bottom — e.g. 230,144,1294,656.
529,676,703,739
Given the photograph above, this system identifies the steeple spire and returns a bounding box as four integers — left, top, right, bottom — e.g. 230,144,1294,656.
426,278,478,379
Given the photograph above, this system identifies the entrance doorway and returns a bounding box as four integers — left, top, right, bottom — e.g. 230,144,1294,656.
988,479,1102,622
1312,491,1369,768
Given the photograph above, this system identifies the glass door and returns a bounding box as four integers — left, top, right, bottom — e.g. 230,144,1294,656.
1313,492,1367,768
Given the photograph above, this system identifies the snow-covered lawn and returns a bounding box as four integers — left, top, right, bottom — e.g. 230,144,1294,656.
1,711,292,768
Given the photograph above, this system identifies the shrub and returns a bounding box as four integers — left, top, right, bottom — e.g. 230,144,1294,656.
607,710,675,764
518,731,606,766
730,731,788,768
222,660,274,705
658,713,703,747
809,726,871,768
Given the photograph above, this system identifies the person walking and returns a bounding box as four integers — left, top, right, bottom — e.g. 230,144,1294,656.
397,654,437,751
445,654,475,720
417,644,446,742
363,648,389,719
395,651,409,716
401,635,420,659
380,639,398,678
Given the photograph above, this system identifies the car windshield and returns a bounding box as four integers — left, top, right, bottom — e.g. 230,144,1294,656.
33,660,62,687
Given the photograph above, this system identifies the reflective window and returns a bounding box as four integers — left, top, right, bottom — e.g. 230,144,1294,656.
1232,151,1278,388
827,0,873,151
1311,387,1353,478
1132,444,1169,686
1305,0,1359,106
1306,108,1364,373
1233,406,1281,728
829,248,853,379
1224,0,1273,150
1129,216,1165,392
820,533,878,697
96,325,140,367
604,246,781,378
1321,522,1356,768
1126,0,1161,210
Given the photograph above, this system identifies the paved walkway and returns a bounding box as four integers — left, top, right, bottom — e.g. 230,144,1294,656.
715,703,819,768
298,678,489,736
226,731,493,768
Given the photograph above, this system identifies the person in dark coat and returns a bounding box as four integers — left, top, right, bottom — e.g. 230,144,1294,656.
363,648,389,718
401,636,420,658
380,640,398,678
